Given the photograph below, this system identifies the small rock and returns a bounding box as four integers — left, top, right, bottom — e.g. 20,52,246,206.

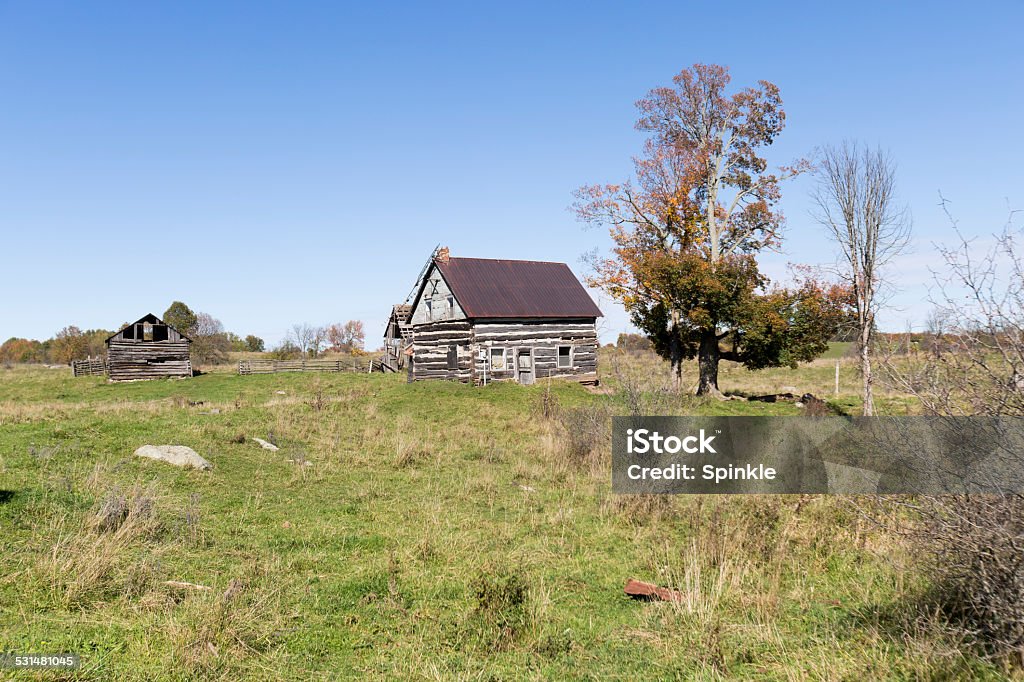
135,445,212,470
275,391,287,395
781,386,798,393
253,437,279,451
518,484,536,492
282,521,292,529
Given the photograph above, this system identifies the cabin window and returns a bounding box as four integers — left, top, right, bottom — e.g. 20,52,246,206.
447,345,458,370
143,323,154,341
446,295,454,318
489,347,505,371
558,345,572,368
425,300,433,320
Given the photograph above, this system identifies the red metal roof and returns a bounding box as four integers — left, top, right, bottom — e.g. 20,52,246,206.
434,257,602,319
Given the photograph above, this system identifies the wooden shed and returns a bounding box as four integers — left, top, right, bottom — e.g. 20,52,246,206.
405,248,602,384
381,304,412,371
105,313,193,381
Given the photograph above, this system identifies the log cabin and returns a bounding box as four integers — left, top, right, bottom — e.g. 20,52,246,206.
106,313,193,381
406,248,602,384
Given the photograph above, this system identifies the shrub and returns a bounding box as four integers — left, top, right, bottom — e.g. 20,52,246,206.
270,341,302,360
913,495,1024,662
556,404,610,467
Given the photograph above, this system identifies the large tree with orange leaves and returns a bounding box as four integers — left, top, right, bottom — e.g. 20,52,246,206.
575,64,850,396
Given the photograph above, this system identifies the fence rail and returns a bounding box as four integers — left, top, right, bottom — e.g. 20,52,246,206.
239,358,381,375
72,357,106,377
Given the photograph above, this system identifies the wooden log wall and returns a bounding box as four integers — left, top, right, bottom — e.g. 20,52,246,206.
408,318,599,385
471,320,598,384
408,320,473,382
107,340,193,381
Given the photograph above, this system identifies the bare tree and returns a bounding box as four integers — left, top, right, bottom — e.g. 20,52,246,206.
192,312,231,365
887,202,1023,416
289,323,315,357
309,326,327,358
881,206,1024,661
813,142,910,415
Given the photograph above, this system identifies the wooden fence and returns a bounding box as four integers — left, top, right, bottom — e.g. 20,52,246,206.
72,357,106,377
238,358,381,375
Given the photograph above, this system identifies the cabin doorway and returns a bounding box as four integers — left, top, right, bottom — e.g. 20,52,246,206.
516,348,535,385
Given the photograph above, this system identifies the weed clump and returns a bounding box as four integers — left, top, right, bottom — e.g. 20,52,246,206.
469,567,530,649
534,381,560,419
176,492,204,546
91,483,159,536
40,482,165,608
172,577,282,676
556,405,610,467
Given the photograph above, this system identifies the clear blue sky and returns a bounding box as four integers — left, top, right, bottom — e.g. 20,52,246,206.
2,1,1022,346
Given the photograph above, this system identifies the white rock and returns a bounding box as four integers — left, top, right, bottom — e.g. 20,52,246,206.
252,438,279,451
135,445,212,470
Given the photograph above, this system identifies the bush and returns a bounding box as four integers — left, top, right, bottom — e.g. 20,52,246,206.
914,495,1024,662
556,405,610,467
270,341,302,360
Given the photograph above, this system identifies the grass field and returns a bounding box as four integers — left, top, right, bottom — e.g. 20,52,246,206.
0,356,1009,680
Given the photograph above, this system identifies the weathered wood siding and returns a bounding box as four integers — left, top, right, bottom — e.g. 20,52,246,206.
109,322,186,342
408,320,473,382
107,340,193,381
72,357,107,377
470,319,598,384
410,266,467,325
408,318,598,384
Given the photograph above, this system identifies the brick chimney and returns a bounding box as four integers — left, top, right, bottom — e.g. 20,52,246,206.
435,246,450,264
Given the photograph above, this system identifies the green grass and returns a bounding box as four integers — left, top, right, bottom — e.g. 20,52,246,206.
820,342,853,360
0,363,1007,680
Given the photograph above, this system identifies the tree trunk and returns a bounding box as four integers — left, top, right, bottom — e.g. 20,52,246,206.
696,330,722,397
669,311,683,393
860,326,874,416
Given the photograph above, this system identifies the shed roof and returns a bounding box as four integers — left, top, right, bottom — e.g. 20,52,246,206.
430,257,602,319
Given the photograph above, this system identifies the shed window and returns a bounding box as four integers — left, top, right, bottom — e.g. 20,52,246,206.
558,345,572,368
447,345,458,370
489,347,505,371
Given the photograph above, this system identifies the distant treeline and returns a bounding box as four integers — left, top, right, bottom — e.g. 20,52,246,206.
1,301,266,367
2,301,370,367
